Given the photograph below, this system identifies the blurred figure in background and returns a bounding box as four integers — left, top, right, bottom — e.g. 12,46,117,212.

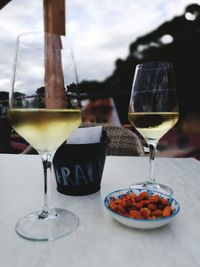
82,97,121,126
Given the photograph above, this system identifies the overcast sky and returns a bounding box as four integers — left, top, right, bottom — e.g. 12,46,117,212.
0,0,197,91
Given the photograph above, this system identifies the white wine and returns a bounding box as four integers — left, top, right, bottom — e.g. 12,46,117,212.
9,109,81,152
128,112,178,141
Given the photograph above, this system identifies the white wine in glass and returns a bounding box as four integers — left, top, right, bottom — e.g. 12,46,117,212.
9,32,82,241
128,62,179,195
128,112,178,141
9,109,81,153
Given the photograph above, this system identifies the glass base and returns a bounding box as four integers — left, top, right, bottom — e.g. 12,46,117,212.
16,208,79,241
129,182,173,196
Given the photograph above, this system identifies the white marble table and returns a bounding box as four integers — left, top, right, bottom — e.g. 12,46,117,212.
0,154,200,267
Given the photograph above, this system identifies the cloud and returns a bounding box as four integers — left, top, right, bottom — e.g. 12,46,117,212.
0,0,194,88
0,0,43,35
67,0,193,81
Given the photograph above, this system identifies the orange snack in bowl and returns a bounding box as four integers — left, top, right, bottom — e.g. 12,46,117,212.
149,195,160,203
151,209,163,217
161,198,170,206
126,192,137,200
162,206,172,217
141,200,151,205
140,208,151,219
147,203,157,211
108,191,174,220
129,210,142,219
121,198,130,209
109,199,125,214
121,194,135,208
138,191,148,200
134,202,144,209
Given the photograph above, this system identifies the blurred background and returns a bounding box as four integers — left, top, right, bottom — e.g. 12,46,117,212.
0,0,200,158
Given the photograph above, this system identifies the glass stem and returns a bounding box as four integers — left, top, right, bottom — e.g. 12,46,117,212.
39,153,56,219
148,142,157,185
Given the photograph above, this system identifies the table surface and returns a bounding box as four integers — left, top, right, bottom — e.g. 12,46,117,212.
0,154,200,267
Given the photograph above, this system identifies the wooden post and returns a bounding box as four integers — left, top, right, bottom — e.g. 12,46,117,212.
43,0,66,108
43,0,65,35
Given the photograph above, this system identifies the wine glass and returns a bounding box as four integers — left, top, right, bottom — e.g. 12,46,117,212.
128,62,179,195
9,32,82,241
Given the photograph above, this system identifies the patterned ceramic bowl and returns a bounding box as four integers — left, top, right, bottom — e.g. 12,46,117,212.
104,188,180,229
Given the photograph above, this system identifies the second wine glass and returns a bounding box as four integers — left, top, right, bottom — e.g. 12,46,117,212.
128,62,179,195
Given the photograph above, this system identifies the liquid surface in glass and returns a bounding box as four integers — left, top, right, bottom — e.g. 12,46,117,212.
9,109,82,152
128,112,178,141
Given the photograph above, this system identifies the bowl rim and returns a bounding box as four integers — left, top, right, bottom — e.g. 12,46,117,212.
104,188,180,223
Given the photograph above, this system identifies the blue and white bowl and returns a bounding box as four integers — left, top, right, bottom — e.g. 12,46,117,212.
104,188,180,229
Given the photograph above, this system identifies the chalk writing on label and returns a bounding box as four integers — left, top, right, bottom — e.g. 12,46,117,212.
55,160,98,186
